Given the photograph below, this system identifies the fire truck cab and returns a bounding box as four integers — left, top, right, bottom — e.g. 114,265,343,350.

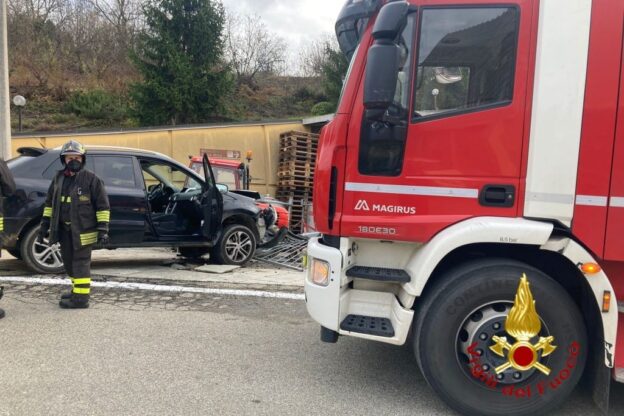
306,0,624,415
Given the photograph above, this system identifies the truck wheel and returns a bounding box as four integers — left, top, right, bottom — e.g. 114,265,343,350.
20,226,65,274
413,259,587,416
211,224,256,266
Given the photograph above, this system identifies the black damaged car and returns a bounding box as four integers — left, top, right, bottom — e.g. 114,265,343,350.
4,146,277,273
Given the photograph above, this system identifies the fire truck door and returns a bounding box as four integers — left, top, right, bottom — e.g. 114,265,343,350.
341,0,534,242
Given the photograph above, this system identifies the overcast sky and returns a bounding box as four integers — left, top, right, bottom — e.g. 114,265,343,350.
221,0,344,73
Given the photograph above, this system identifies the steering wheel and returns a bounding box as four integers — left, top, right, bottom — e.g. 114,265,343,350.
148,183,164,201
148,183,176,212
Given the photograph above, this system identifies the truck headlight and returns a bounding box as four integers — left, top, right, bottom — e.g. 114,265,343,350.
310,259,330,286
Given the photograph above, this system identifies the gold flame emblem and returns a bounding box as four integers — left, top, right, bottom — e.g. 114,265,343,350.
489,274,556,375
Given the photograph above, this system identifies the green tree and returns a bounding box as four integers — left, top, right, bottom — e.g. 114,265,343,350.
320,44,348,109
130,0,232,126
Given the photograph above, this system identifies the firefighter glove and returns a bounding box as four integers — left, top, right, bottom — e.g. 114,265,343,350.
98,232,110,246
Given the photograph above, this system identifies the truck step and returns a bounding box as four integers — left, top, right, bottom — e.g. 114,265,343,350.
340,314,395,337
346,266,410,283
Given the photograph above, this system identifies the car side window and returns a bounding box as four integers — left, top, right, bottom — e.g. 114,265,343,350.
42,156,93,179
92,156,136,188
140,160,198,191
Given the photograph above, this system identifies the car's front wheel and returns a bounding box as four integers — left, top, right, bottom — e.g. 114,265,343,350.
20,226,65,274
211,224,256,266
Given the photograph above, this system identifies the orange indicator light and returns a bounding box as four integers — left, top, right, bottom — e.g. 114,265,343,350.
602,291,611,313
580,262,601,274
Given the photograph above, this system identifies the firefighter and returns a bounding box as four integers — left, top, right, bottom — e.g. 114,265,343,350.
0,157,17,319
37,140,110,309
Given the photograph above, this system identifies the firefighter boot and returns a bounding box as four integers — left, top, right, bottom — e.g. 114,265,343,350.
60,277,90,306
59,294,89,309
60,278,74,300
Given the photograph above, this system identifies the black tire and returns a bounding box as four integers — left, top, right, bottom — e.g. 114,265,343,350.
210,224,256,266
7,248,22,260
414,259,587,416
20,226,65,274
179,247,210,259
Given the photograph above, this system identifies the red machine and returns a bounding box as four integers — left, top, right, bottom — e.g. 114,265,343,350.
188,156,289,230
305,1,624,415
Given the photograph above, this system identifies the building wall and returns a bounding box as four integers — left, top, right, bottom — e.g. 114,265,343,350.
12,121,307,197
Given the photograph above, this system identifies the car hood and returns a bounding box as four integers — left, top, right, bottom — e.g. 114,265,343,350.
222,191,261,214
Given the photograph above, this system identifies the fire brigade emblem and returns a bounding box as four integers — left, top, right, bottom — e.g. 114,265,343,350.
489,274,557,375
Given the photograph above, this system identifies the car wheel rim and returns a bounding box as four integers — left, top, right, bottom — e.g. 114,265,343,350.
224,231,252,263
33,239,63,269
456,301,552,386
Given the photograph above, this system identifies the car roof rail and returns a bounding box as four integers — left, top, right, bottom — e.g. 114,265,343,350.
17,147,48,157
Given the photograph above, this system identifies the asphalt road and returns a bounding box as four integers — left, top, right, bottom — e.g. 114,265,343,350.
0,283,623,416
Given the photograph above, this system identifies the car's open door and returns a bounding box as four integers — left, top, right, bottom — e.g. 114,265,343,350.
201,154,223,244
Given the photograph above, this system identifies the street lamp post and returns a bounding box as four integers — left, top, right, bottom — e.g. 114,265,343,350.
13,95,25,132
0,0,11,159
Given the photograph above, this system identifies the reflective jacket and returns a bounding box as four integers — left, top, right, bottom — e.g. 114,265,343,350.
42,169,110,247
0,159,16,233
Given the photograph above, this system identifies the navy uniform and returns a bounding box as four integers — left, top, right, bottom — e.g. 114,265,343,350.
0,158,17,319
38,141,110,308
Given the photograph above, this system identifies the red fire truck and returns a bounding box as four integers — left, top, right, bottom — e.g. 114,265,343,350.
305,1,624,415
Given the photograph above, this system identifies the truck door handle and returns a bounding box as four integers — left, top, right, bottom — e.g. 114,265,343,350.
479,185,515,207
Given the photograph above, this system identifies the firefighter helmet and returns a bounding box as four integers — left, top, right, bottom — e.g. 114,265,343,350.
60,140,86,165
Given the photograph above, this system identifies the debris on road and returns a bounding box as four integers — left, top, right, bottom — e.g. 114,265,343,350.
253,231,311,271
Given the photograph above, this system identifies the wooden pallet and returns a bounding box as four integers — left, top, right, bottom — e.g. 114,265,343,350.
278,161,315,170
278,131,319,232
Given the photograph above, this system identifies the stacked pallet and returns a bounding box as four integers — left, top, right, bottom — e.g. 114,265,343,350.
276,131,319,232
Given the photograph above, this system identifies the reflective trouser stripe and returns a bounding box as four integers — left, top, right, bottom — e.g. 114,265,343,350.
71,277,91,295
43,207,52,217
0,216,3,231
96,210,110,222
80,232,98,246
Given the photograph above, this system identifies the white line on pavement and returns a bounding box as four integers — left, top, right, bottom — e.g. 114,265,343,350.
0,276,305,300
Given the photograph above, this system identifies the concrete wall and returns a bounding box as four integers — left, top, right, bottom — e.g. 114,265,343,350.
12,121,307,197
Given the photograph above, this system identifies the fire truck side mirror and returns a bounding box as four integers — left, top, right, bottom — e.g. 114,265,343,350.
364,41,402,110
371,1,409,40
364,1,411,112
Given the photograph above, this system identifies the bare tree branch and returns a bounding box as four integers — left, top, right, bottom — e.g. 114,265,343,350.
225,12,287,87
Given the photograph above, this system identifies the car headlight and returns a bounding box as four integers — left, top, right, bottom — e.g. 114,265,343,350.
310,258,330,286
256,216,266,239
